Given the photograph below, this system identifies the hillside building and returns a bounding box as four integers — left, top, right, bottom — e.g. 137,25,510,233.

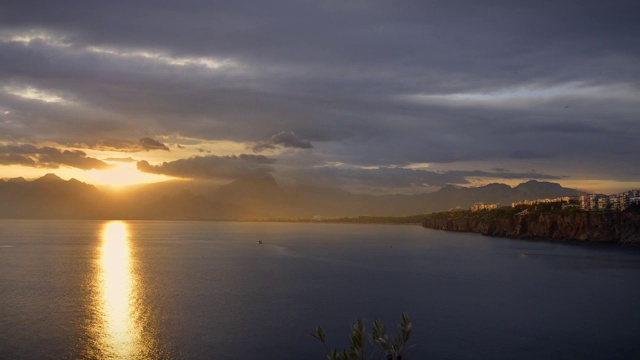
471,203,499,212
579,190,640,211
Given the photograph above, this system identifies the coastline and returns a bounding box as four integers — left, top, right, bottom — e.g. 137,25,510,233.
422,210,640,245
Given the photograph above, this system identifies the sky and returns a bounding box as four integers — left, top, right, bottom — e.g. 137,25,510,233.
0,0,639,194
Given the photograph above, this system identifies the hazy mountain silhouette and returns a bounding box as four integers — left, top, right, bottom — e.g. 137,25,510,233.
410,181,575,213
130,189,263,220
0,174,586,220
0,174,255,220
0,173,105,219
204,177,586,218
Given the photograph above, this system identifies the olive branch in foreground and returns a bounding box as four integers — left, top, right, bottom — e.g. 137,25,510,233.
311,313,414,360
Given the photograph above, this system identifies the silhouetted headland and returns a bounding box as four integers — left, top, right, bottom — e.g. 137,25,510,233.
422,208,640,244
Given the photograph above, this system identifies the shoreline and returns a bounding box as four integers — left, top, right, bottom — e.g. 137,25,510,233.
422,210,640,245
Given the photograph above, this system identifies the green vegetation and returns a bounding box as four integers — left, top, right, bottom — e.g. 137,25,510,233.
312,313,413,360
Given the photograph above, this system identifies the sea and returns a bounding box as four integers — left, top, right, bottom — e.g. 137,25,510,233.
1,220,639,360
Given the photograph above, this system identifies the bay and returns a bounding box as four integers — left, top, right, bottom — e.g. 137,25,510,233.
1,220,639,359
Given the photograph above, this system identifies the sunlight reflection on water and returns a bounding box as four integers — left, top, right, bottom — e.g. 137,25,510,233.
89,221,153,359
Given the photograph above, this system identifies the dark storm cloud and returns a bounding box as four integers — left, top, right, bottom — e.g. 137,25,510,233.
294,166,561,191
71,138,173,152
81,139,151,152
507,151,552,160
1,0,639,190
0,144,112,170
139,137,169,151
447,170,561,181
0,152,36,166
252,131,313,152
137,154,275,180
3,1,638,81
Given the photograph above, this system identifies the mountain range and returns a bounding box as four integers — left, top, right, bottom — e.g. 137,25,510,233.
0,174,586,220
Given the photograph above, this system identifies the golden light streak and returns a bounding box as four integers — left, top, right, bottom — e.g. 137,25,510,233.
96,221,141,358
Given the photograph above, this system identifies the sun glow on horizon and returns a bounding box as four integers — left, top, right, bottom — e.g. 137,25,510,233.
83,162,175,188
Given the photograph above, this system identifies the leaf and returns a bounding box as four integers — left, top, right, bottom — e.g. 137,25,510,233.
311,325,326,342
399,313,412,342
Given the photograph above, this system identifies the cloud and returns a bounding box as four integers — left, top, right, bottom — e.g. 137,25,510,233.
399,83,640,109
85,45,237,71
139,137,169,151
137,154,275,180
0,144,112,170
253,131,313,152
272,131,313,148
288,164,562,193
4,84,72,104
0,1,638,191
70,139,143,152
69,138,170,152
0,152,36,166
104,157,137,163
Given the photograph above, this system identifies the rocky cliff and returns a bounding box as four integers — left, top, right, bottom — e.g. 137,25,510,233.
422,211,640,244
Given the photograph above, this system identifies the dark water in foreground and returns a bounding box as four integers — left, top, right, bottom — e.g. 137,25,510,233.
1,220,640,360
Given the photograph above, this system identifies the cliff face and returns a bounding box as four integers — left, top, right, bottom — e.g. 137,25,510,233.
422,212,640,244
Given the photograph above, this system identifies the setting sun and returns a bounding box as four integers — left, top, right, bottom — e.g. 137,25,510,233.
83,162,174,187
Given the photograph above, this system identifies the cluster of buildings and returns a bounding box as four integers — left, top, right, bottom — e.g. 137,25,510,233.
579,190,640,211
470,203,500,212
471,189,640,213
511,196,573,208
472,197,576,213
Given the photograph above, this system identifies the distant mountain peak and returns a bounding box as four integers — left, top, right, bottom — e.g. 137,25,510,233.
68,178,84,185
35,173,64,182
438,184,461,192
483,183,512,189
515,180,563,190
7,177,27,183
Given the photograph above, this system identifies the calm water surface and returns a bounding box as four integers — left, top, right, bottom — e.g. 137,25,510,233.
1,220,640,359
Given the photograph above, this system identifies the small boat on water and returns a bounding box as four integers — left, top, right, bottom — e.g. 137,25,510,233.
257,240,263,244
